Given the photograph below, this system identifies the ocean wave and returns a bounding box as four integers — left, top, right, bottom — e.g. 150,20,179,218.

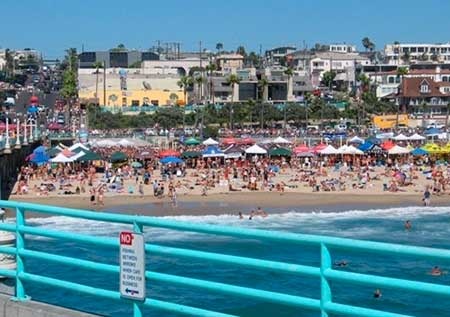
11,205,450,242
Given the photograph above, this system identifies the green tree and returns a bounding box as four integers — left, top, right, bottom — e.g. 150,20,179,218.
194,75,205,101
177,76,193,104
216,43,224,53
110,44,127,52
322,71,336,89
226,74,240,129
362,37,373,52
205,63,217,102
258,78,269,102
93,61,103,101
236,46,247,57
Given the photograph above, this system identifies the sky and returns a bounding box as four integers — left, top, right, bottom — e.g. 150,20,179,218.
1,0,450,59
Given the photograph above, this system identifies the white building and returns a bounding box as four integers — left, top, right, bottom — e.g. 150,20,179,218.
329,44,356,53
385,43,450,65
0,50,6,70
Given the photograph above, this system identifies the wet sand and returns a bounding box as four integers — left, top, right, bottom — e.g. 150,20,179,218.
8,191,450,218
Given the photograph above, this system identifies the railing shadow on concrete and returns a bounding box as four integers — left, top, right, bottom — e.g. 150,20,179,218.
0,200,449,317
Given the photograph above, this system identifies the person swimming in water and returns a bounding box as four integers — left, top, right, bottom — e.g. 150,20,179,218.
404,220,412,231
256,207,268,217
249,210,255,220
431,266,443,276
238,212,244,219
334,260,348,267
373,289,382,298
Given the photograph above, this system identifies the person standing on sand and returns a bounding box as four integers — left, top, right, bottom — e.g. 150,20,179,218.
90,188,96,206
97,185,105,206
423,187,431,206
138,182,144,197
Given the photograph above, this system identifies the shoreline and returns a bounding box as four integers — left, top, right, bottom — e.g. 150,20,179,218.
8,191,450,218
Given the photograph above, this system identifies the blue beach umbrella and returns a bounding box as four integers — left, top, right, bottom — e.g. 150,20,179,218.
411,148,428,156
160,156,184,164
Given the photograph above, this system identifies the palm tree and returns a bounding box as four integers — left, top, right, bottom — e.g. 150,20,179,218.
226,74,240,129
396,66,409,130
258,78,269,102
195,76,205,102
284,67,294,101
177,76,193,105
205,63,217,103
216,43,224,54
93,61,103,102
362,37,372,52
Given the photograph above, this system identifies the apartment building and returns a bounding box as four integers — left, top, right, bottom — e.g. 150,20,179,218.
385,43,450,65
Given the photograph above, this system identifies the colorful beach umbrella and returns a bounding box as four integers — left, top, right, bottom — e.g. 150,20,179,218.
181,151,202,158
160,156,184,164
110,151,127,162
269,147,292,157
411,148,428,156
184,137,200,146
159,149,180,157
222,137,237,145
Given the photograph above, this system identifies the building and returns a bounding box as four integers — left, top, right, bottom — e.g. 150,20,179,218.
216,54,244,71
142,58,207,77
329,44,356,53
395,77,450,115
385,43,450,65
265,46,296,66
78,50,159,68
0,50,6,70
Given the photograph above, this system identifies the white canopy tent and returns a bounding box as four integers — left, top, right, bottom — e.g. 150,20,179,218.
91,139,117,147
348,136,364,144
319,145,339,155
387,145,410,155
272,136,292,144
69,143,89,152
393,134,409,141
245,144,267,154
118,139,134,146
408,133,426,141
51,153,74,163
202,138,219,146
338,145,364,155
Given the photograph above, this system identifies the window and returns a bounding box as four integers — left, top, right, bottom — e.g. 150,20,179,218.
131,100,139,106
388,77,395,84
420,84,429,93
411,47,417,53
442,48,448,53
443,87,450,93
418,47,425,53
443,77,449,82
122,97,127,106
151,100,159,106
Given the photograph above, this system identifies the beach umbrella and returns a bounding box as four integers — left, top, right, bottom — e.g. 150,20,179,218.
272,136,291,144
181,151,202,158
408,133,426,141
411,148,428,156
425,128,442,136
110,151,127,162
159,149,180,157
393,133,409,141
76,151,102,161
131,161,143,168
365,136,381,145
222,137,237,145
160,156,184,164
202,137,219,146
136,151,153,160
202,146,225,158
358,142,373,152
268,147,292,157
319,145,339,155
245,144,267,155
387,145,410,155
184,137,200,146
421,143,444,154
348,136,364,144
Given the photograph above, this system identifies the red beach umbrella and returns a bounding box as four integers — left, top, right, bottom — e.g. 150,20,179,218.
159,149,180,157
312,143,327,154
293,144,311,154
222,137,237,145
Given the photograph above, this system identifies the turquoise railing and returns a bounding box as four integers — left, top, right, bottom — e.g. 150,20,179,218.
0,200,449,317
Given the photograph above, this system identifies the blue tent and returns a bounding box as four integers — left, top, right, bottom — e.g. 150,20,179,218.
160,156,183,164
358,142,374,152
33,145,46,154
411,148,428,156
202,146,224,157
365,137,381,145
425,128,441,135
30,152,49,165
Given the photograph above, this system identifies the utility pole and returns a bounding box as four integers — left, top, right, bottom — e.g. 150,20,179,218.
199,41,203,101
103,60,106,107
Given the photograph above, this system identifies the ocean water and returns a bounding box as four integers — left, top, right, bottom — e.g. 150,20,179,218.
11,205,450,317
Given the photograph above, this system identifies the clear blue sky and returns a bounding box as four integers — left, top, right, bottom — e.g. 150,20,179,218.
1,0,450,58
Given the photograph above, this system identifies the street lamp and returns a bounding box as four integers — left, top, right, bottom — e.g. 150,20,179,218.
4,113,11,154
15,118,21,149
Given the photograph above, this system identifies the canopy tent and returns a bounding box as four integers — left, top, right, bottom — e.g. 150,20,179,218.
293,144,311,154
268,147,292,157
222,137,237,145
338,145,364,155
393,134,409,141
118,139,134,147
92,139,117,147
46,146,62,157
202,146,225,158
159,149,180,157
272,136,292,144
312,143,327,154
381,140,395,150
239,137,255,145
110,151,128,162
202,137,219,146
348,136,364,144
408,133,426,141
160,156,184,164
61,148,75,157
184,137,201,146
181,151,202,158
365,136,381,145
387,145,410,155
223,145,244,159
76,151,102,161
245,144,267,155
358,142,374,152
425,128,442,136
421,143,444,154
50,153,73,163
319,145,339,155
410,148,428,156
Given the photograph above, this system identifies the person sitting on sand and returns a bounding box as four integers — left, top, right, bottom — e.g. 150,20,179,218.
229,183,242,192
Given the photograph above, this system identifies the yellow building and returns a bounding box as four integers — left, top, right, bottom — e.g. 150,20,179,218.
79,89,184,107
372,114,409,129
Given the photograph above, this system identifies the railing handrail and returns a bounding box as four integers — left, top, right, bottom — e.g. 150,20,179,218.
0,199,448,317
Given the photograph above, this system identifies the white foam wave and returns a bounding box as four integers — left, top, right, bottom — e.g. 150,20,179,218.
12,205,450,242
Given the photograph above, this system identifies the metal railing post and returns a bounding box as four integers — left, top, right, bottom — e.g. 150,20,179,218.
320,243,331,317
14,207,27,301
133,221,144,317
